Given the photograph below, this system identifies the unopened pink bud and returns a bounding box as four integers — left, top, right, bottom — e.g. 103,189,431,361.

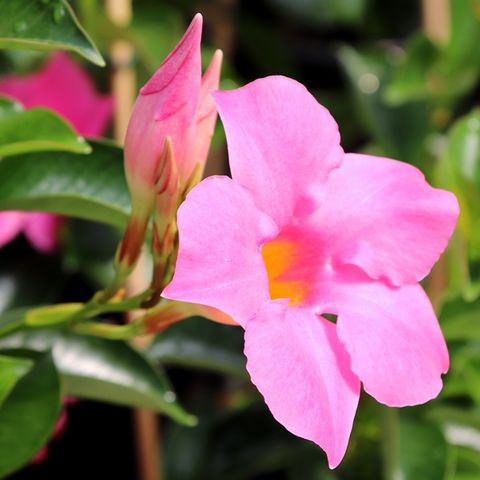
124,14,201,215
124,14,222,219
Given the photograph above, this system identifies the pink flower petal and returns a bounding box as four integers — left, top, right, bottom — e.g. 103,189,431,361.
194,49,223,172
244,301,360,468
310,265,449,407
214,76,343,229
31,446,49,465
316,153,459,285
0,211,25,248
141,13,202,101
23,213,63,253
0,52,113,137
163,176,277,327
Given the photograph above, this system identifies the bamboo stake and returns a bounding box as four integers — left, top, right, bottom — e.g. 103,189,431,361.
106,0,135,143
422,0,451,314
110,39,136,143
421,0,450,44
422,0,451,312
201,0,238,177
105,2,162,480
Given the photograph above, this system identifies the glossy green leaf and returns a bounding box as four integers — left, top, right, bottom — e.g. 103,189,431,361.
385,2,480,107
444,344,480,402
452,444,480,480
0,327,195,425
426,410,480,478
0,97,91,156
128,4,184,77
434,111,480,300
0,140,131,228
0,352,61,478
0,354,32,406
266,0,368,26
0,309,28,338
385,36,477,107
0,0,104,66
441,297,480,341
437,110,480,236
147,317,247,378
442,231,477,302
384,34,440,105
165,403,310,480
395,417,448,480
338,46,432,165
0,96,22,116
427,406,480,431
445,0,480,74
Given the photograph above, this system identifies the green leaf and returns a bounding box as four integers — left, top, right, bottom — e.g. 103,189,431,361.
147,317,247,378
265,0,368,27
0,309,29,338
384,34,441,105
0,327,196,425
444,344,480,402
0,96,22,116
441,297,480,341
445,0,480,75
0,351,61,478
437,110,480,239
0,354,33,406
395,417,448,480
0,140,131,228
338,45,432,165
434,111,480,300
0,0,104,66
427,406,480,431
0,96,91,156
453,445,480,479
385,2,480,107
165,403,310,480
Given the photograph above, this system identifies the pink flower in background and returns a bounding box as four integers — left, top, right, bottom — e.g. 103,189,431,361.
0,52,113,252
163,76,459,467
0,211,62,253
0,52,112,136
31,397,77,464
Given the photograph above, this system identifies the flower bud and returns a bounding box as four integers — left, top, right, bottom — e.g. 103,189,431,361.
119,13,222,283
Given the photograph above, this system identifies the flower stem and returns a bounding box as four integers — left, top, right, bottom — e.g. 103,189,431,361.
381,406,400,480
71,319,142,339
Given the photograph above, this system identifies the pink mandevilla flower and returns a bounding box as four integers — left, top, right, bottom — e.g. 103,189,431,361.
163,76,459,467
0,52,113,252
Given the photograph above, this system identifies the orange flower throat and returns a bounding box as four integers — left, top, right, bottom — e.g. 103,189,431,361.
261,238,310,305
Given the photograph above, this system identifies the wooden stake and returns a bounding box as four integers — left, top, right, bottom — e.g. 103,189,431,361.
105,1,162,479
421,0,450,44
110,39,136,143
200,0,238,177
422,0,451,312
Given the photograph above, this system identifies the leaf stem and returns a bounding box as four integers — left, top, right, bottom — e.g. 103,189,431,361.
71,319,142,339
381,406,400,480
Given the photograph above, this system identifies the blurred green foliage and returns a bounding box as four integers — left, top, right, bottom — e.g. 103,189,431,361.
0,0,479,479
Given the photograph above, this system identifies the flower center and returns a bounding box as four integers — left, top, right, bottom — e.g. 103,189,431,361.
261,237,311,306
